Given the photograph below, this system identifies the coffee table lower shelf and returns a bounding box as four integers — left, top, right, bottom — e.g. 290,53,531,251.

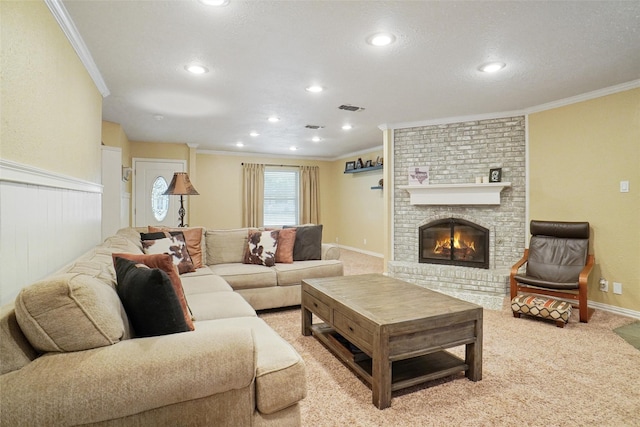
311,323,468,392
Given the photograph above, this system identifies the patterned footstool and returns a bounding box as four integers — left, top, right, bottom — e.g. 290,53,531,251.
511,295,572,328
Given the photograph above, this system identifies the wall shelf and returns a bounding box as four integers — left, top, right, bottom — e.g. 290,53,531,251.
344,165,383,174
399,182,511,205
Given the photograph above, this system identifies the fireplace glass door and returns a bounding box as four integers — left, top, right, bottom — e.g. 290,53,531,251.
419,218,489,269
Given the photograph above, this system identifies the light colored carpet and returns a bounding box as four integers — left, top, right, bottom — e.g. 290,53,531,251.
259,249,640,426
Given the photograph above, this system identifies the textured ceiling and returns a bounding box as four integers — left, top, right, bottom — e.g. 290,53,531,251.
62,0,640,159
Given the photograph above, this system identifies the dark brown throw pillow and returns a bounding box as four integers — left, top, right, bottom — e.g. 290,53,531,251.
112,253,194,331
244,230,279,267
113,257,191,338
141,231,195,274
285,224,323,261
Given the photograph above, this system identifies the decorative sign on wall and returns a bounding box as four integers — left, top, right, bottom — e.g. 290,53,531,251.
408,166,429,185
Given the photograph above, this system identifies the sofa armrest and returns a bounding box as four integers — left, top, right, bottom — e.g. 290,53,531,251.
321,243,340,260
1,326,256,426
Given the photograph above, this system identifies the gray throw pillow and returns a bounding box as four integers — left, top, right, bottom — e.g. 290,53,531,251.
285,224,323,261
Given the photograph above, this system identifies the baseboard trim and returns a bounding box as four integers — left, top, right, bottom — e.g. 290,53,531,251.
335,244,383,259
589,300,640,320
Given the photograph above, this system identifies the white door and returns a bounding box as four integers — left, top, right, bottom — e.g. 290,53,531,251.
133,159,186,227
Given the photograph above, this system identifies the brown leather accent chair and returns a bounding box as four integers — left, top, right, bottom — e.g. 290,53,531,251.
510,220,595,323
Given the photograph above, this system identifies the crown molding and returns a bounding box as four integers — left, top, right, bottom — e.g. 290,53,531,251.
196,149,334,162
45,0,110,97
525,79,640,114
0,159,102,193
381,79,640,131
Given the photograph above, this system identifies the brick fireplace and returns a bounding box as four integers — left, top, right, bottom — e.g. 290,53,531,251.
388,116,526,310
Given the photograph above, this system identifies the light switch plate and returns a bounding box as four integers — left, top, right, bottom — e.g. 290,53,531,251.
613,282,622,294
620,181,629,193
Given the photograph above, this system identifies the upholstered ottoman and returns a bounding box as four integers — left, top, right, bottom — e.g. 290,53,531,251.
511,295,572,327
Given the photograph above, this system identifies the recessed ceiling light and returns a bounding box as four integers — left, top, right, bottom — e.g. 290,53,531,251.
342,124,352,130
305,85,324,93
289,146,297,151
185,64,209,74
153,114,164,121
312,136,321,142
478,62,506,73
198,0,229,6
236,142,244,147
249,131,259,137
268,116,280,123
367,33,396,47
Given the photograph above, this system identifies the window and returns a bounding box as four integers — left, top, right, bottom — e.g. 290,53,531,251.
151,176,169,221
264,168,299,227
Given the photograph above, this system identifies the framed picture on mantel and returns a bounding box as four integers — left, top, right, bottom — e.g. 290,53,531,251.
489,168,502,183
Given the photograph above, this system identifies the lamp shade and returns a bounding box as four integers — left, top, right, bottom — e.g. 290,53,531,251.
163,172,199,196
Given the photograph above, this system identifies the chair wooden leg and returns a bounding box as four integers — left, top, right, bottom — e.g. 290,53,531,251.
513,312,521,319
579,303,588,323
555,320,565,328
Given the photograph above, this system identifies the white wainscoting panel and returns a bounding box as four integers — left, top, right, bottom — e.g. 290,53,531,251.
0,164,102,305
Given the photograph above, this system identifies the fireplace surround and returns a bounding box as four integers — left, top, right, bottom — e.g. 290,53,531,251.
389,115,526,310
419,218,489,269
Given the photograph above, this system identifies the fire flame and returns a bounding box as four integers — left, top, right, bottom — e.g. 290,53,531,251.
434,232,476,254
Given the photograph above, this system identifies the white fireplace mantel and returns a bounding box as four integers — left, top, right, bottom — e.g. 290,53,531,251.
399,182,511,205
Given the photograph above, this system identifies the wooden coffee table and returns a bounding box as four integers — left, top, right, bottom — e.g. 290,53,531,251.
301,274,483,409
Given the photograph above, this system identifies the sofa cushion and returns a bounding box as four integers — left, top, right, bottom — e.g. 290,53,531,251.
208,263,277,290
0,303,38,375
273,260,345,287
187,292,257,321
114,258,191,337
149,226,205,268
142,232,196,274
113,253,194,331
244,230,279,267
286,224,323,261
14,273,128,353
206,228,255,265
275,227,296,264
181,273,234,295
199,317,307,414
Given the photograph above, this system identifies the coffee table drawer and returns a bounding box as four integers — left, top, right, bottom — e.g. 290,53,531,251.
305,293,331,321
333,310,373,351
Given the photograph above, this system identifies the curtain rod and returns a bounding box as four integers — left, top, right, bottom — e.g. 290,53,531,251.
241,162,302,167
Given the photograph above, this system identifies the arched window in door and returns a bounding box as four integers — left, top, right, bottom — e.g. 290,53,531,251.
151,176,169,221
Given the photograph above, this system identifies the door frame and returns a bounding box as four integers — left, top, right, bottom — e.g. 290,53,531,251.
132,158,187,227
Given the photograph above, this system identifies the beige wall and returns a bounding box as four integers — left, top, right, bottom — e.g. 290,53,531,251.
528,88,640,312
331,150,385,254
192,153,338,242
1,0,102,183
130,141,190,163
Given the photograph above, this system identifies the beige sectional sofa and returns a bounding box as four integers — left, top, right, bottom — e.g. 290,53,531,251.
0,226,343,426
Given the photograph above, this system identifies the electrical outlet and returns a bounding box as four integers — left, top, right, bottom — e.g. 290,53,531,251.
363,238,367,245
613,282,622,295
599,278,608,292
335,237,339,243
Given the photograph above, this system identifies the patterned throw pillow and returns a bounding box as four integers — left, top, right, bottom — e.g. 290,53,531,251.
148,226,204,269
244,230,279,267
141,232,195,274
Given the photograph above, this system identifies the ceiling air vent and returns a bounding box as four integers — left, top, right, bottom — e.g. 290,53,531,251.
338,104,365,112
305,125,325,129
